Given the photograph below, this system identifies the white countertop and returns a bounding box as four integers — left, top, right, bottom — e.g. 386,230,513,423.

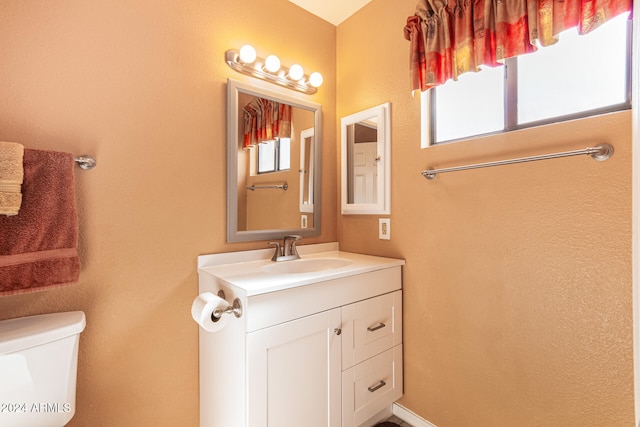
198,243,405,296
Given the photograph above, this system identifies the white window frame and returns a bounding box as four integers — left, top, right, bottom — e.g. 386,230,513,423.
421,15,633,147
256,137,291,174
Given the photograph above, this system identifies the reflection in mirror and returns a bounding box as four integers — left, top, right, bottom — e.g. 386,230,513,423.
299,128,314,214
345,119,377,204
341,103,391,215
227,79,322,242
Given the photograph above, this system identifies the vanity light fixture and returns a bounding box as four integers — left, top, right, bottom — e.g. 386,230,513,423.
288,64,304,81
308,72,323,88
238,45,257,64
225,45,323,95
264,55,281,73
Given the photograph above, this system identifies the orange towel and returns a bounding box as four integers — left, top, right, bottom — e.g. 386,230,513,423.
0,141,24,216
0,149,80,295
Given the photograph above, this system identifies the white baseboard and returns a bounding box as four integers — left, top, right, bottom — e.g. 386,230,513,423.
392,403,438,427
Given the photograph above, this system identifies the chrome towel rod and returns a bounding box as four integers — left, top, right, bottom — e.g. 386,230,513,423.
422,143,614,180
246,183,288,191
74,155,97,170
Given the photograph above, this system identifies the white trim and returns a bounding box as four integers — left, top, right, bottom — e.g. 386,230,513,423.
419,90,432,148
299,127,315,213
393,403,438,427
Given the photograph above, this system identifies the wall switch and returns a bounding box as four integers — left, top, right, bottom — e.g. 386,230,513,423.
301,215,308,229
379,218,390,240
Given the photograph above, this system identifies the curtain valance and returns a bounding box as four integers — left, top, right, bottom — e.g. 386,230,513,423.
404,0,633,91
243,98,292,149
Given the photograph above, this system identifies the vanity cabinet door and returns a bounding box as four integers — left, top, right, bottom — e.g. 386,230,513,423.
247,308,342,427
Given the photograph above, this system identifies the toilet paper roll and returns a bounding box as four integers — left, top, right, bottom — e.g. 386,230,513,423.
191,292,231,332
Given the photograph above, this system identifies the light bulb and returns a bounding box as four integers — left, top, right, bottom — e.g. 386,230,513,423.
288,64,304,81
239,45,256,64
264,55,281,73
309,72,323,88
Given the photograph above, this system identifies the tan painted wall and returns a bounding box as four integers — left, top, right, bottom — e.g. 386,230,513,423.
338,1,634,426
0,1,335,426
0,0,633,425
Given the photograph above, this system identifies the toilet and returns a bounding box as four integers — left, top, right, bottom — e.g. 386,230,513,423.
0,311,86,427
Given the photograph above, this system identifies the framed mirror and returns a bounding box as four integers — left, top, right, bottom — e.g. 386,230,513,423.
227,79,322,242
341,102,390,215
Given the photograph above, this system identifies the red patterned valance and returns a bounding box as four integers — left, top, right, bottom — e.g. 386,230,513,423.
243,98,292,150
404,0,633,91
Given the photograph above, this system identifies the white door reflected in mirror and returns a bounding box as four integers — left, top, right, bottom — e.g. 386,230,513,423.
352,141,377,204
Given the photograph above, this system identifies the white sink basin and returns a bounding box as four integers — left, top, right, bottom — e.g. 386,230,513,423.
198,243,406,296
261,258,353,275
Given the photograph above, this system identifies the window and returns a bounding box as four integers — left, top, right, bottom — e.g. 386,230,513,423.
423,13,632,146
257,138,291,174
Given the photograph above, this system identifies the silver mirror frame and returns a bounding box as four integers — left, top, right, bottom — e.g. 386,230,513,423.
227,78,322,242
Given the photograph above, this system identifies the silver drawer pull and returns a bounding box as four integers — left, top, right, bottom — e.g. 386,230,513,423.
367,322,386,332
367,380,386,393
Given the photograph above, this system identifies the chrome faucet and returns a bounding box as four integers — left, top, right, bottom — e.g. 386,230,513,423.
284,235,301,257
268,235,302,262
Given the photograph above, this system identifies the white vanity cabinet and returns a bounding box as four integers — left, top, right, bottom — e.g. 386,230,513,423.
196,244,404,427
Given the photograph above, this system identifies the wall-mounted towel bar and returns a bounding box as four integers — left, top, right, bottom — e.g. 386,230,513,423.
422,144,613,180
246,183,288,191
74,155,97,170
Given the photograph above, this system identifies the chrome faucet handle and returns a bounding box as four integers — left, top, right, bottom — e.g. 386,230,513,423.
289,240,301,258
283,235,302,258
268,241,282,261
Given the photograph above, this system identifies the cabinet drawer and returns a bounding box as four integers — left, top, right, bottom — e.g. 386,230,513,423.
342,344,403,427
341,290,402,369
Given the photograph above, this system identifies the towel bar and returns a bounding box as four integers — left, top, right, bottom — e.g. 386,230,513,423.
246,183,288,191
422,144,613,180
74,155,97,170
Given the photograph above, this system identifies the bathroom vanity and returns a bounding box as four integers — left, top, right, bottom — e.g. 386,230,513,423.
196,243,404,427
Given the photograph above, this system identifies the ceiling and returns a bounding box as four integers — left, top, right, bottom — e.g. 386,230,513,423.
288,0,373,26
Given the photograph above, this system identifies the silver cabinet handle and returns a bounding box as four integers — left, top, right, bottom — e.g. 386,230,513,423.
367,322,386,332
367,380,386,393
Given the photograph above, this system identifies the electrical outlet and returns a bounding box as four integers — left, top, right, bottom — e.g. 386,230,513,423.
379,218,390,240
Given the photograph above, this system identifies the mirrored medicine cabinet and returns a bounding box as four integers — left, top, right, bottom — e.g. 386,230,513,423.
226,79,322,242
341,102,391,215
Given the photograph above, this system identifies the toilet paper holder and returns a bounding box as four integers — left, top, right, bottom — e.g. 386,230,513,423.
212,290,243,320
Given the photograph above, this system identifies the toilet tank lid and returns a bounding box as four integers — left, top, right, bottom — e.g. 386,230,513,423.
0,311,86,354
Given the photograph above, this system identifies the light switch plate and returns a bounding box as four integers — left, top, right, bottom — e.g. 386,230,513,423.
379,218,390,240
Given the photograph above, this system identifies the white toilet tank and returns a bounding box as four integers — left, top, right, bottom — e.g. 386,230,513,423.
0,311,86,427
